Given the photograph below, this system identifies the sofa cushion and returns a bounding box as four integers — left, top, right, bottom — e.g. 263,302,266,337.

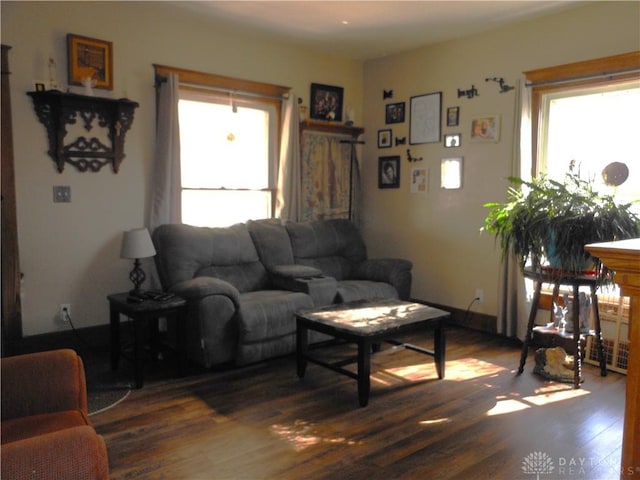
247,219,295,269
153,223,269,293
336,280,399,303
285,219,367,280
1,410,90,445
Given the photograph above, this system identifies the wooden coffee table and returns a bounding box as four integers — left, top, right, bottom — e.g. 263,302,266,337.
296,299,449,406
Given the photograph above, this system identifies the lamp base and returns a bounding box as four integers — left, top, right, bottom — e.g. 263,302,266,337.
129,259,147,295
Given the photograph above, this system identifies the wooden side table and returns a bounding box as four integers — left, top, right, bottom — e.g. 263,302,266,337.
517,267,607,388
108,292,188,388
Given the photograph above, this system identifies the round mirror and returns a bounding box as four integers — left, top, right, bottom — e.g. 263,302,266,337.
602,162,629,187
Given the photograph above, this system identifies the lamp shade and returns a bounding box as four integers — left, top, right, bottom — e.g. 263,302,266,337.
120,228,156,259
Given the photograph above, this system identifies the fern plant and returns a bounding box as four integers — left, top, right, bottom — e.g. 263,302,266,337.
482,171,640,284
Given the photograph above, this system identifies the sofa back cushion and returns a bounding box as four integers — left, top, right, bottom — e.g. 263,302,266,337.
285,219,367,280
247,219,295,269
152,223,269,293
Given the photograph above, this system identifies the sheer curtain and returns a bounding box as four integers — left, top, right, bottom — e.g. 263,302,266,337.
149,73,182,230
275,94,302,221
496,78,533,340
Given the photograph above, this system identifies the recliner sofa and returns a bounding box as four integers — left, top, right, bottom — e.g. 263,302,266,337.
152,218,412,368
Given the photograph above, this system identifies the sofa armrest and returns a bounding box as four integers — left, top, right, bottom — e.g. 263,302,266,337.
1,349,87,421
1,426,109,480
353,258,413,300
269,264,337,306
169,276,241,307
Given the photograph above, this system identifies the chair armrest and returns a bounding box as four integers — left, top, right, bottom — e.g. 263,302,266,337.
353,258,413,300
1,349,87,421
169,276,241,307
1,426,109,480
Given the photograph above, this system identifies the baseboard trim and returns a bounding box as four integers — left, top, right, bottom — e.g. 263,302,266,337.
412,298,498,335
11,300,500,356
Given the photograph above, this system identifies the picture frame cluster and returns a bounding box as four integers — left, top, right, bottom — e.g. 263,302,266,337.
377,86,502,190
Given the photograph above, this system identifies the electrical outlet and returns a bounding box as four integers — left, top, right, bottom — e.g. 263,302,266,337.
53,186,71,203
60,304,71,322
475,289,484,304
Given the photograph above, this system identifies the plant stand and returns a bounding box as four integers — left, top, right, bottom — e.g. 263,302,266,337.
517,267,608,388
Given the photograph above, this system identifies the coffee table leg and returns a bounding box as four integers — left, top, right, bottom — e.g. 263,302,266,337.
434,323,445,379
357,339,371,407
296,319,308,378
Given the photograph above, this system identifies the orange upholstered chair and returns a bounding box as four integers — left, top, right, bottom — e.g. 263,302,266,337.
1,349,109,479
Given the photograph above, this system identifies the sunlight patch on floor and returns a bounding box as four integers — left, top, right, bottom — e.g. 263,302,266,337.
444,358,507,381
523,386,590,406
372,362,436,385
419,417,452,426
486,384,591,416
270,420,362,452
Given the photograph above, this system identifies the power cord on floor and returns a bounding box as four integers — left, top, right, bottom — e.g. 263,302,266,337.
62,307,96,351
463,296,480,324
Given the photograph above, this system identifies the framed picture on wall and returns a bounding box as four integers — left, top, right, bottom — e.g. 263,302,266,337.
67,34,113,90
378,129,392,148
470,114,501,142
410,92,442,144
310,83,344,121
444,133,461,148
385,102,405,124
379,156,400,189
446,106,460,127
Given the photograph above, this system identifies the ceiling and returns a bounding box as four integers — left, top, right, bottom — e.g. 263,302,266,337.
178,1,581,60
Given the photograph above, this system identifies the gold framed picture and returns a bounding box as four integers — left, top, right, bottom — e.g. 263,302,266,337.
67,34,113,90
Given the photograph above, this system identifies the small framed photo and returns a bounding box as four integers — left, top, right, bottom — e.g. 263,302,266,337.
385,102,405,124
446,106,460,127
441,157,463,189
310,82,344,121
444,133,461,148
379,156,400,189
470,114,501,142
67,34,113,90
411,167,428,194
378,129,392,148
34,82,46,92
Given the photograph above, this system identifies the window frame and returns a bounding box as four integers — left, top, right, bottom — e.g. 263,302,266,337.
524,51,640,177
153,64,290,221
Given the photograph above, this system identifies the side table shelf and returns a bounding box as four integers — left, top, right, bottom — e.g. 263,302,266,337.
107,292,187,388
518,267,607,388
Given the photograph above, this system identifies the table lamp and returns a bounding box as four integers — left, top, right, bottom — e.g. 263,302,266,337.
120,227,156,295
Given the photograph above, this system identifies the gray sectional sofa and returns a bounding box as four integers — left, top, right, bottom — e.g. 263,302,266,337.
152,218,412,368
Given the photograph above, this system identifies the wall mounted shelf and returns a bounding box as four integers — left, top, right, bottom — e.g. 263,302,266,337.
300,119,364,138
27,90,139,173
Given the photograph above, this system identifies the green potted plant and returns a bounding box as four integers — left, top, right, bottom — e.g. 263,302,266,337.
482,169,640,284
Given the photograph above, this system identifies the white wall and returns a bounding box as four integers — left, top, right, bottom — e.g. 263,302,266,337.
1,1,363,335
360,1,639,320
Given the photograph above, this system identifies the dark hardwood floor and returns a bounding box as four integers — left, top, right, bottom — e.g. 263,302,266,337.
91,326,625,479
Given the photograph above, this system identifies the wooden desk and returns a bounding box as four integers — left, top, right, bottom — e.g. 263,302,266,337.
585,239,640,478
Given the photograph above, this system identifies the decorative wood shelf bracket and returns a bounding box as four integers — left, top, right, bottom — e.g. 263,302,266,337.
27,90,139,173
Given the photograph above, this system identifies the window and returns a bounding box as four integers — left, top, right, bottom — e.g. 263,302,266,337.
153,64,290,228
178,90,277,227
538,82,640,209
526,52,640,207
